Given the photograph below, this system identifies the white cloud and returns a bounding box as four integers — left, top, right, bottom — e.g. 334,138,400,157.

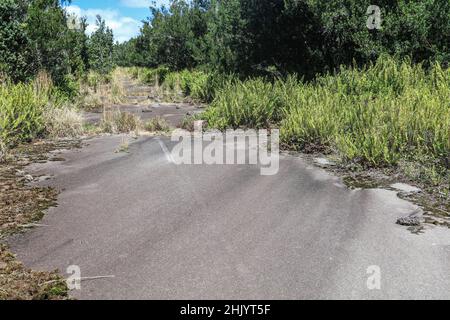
120,0,170,9
65,5,142,43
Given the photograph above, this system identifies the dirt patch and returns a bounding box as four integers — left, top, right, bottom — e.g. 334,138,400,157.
0,139,80,300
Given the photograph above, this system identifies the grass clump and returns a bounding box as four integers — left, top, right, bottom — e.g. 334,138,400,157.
163,70,209,101
136,67,170,86
0,139,6,163
131,67,229,103
0,73,69,148
79,69,125,111
0,83,46,146
101,109,141,134
203,78,284,130
1,71,86,149
43,106,84,138
180,115,198,132
145,117,171,133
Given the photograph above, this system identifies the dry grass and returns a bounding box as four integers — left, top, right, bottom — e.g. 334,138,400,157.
0,139,6,163
179,116,197,132
79,69,126,111
115,137,130,153
0,141,80,300
43,106,84,138
145,117,171,133
101,108,141,134
0,244,68,300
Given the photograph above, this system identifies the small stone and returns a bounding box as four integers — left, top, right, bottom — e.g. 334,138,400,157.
24,174,33,182
38,175,52,182
391,183,421,193
396,216,422,226
314,158,336,167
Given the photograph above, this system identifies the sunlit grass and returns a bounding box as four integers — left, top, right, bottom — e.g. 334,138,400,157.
203,57,450,167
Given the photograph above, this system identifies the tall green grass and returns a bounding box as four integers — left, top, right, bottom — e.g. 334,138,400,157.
129,66,170,86
204,57,450,166
0,74,69,148
130,66,235,102
0,83,48,146
162,70,210,101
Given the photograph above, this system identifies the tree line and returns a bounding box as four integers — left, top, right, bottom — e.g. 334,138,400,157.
0,0,115,92
114,0,450,79
1,0,448,87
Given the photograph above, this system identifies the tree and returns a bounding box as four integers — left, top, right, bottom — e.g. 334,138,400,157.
88,15,115,74
135,0,210,70
66,14,90,77
0,0,33,82
25,0,75,85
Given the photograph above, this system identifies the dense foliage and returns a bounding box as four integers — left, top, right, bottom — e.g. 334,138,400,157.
0,0,115,88
0,0,116,149
88,16,115,75
116,0,450,78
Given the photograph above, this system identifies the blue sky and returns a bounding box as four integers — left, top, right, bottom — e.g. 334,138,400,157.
65,0,170,43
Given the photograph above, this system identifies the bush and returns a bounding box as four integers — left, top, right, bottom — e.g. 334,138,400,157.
203,77,283,129
0,82,47,146
180,116,197,132
162,70,210,101
85,71,111,90
138,67,170,86
43,106,84,138
202,72,236,102
0,71,85,152
203,56,450,166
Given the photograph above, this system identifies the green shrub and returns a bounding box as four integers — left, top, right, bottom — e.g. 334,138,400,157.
0,71,83,149
180,116,197,132
0,137,6,162
138,67,170,86
85,71,111,90
203,57,450,166
162,70,210,101
203,78,284,129
202,72,236,102
0,82,48,146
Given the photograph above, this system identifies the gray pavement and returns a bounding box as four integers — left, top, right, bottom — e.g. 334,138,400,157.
8,135,450,300
83,103,204,128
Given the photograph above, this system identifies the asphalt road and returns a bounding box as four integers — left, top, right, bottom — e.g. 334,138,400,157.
82,102,205,128
8,135,450,299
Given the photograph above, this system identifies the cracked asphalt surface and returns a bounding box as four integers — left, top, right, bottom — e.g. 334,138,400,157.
8,135,450,300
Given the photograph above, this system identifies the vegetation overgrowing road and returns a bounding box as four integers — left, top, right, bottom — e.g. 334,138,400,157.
1,64,448,299
0,69,202,299
0,0,449,300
